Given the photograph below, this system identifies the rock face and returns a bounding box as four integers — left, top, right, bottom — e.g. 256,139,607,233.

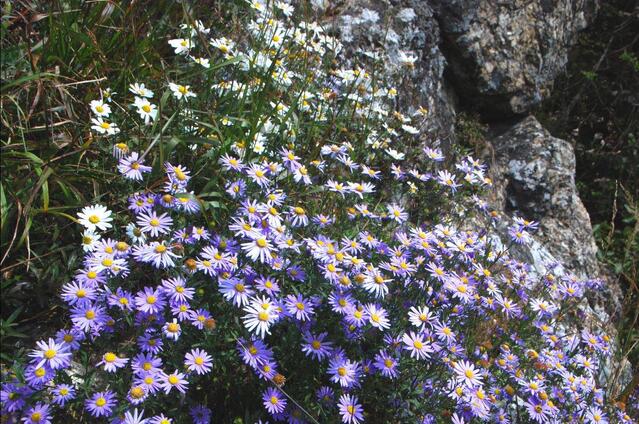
432,0,598,117
326,0,601,278
488,116,599,278
487,115,624,322
325,0,631,393
326,1,455,140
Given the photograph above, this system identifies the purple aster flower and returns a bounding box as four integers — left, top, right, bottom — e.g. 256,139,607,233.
55,328,84,351
374,350,398,378
97,351,129,373
134,373,161,395
262,387,287,415
402,331,433,360
328,356,360,388
241,234,275,264
190,405,212,424
165,162,191,188
255,275,280,295
246,163,270,188
190,226,210,241
256,359,278,381
316,386,334,405
237,337,274,369
135,242,180,268
138,332,164,354
118,152,151,180
135,287,166,314
185,348,213,375
131,353,163,376
338,394,364,424
225,179,246,199
85,391,117,418
219,278,254,307
160,370,188,394
29,338,71,370
137,210,173,237
189,308,212,330
1,383,26,412
161,277,194,302
525,397,551,423
365,303,390,330
22,402,52,424
171,301,192,321
71,302,107,333
509,225,531,245
128,194,153,214
51,383,76,407
287,264,306,282
61,280,97,306
149,414,173,424
175,193,201,214
285,294,314,321
301,332,333,361
312,214,334,227
107,287,135,311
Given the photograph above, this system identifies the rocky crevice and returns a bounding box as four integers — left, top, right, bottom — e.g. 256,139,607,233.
325,0,631,394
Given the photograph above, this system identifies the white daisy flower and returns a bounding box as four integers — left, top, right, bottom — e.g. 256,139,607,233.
168,38,193,54
89,100,111,117
169,83,196,100
91,117,119,135
81,230,101,252
77,204,113,232
129,83,154,98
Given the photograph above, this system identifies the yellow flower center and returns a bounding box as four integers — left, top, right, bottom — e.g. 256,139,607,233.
95,397,106,407
85,310,96,319
44,349,56,359
258,311,269,321
168,375,179,385
130,386,145,399
104,352,117,363
167,323,179,333
155,245,167,253
256,238,267,248
88,215,100,224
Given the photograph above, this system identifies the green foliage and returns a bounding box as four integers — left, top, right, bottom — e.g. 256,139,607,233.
0,0,218,344
538,0,639,394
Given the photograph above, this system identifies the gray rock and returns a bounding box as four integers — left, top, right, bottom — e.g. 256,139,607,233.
432,0,598,116
489,116,599,277
327,0,630,396
325,0,456,141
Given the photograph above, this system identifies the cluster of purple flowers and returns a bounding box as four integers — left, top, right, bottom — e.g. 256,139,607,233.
2,1,635,423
